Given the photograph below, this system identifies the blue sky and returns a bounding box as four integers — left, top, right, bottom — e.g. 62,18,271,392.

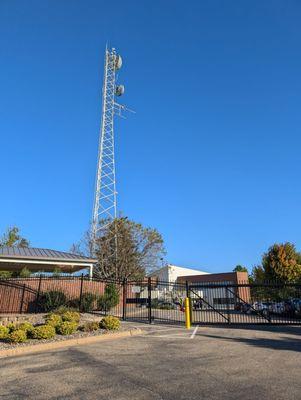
0,1,300,273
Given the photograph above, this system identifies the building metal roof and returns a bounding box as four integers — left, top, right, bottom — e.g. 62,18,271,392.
0,246,96,264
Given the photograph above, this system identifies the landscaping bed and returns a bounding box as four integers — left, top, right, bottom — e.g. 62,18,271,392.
0,308,122,351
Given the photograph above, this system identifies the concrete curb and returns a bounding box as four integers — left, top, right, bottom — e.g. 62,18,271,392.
0,328,144,358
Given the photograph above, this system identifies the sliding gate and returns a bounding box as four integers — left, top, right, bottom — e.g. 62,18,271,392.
189,282,301,325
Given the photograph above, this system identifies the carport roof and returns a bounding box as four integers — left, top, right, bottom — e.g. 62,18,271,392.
0,246,96,274
0,246,96,263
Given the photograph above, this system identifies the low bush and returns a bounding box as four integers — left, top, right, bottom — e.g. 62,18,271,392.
79,321,99,332
56,321,78,335
0,325,9,339
17,322,34,336
53,305,78,315
61,311,80,323
32,324,56,340
80,292,97,312
6,323,17,333
45,313,62,328
100,316,120,331
8,329,27,343
37,290,67,312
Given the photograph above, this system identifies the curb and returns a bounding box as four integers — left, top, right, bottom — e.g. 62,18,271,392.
0,328,144,358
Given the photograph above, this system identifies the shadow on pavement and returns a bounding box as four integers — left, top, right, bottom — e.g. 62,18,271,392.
202,324,301,336
200,333,301,352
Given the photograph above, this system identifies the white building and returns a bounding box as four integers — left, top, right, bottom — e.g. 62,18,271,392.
148,264,209,283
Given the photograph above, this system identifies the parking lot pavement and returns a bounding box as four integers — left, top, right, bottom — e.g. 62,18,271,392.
1,323,301,400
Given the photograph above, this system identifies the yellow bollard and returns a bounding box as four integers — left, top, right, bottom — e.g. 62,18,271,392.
185,297,191,329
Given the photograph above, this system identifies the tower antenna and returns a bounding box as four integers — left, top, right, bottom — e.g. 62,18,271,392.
91,47,130,255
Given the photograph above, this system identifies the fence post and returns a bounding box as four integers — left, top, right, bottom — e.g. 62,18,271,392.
79,274,84,311
122,278,127,321
148,277,152,324
34,274,43,313
20,284,26,314
225,285,231,324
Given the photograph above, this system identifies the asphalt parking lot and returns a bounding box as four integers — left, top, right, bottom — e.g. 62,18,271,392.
1,323,301,400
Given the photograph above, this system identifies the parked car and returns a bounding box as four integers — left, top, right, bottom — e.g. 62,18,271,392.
253,302,271,317
269,302,286,315
192,299,203,311
292,299,301,315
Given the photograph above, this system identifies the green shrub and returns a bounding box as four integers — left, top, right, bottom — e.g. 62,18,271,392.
19,267,32,278
17,322,34,336
8,329,27,343
61,311,80,323
97,284,120,312
79,321,99,332
100,316,120,331
45,313,62,328
6,323,17,333
56,321,78,335
38,290,67,312
32,324,56,340
80,292,97,312
53,305,78,315
0,325,9,339
0,271,13,278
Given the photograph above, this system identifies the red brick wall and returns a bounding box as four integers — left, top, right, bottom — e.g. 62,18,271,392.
0,278,125,314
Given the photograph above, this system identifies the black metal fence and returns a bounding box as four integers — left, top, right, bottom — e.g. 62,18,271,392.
189,281,301,325
0,276,301,326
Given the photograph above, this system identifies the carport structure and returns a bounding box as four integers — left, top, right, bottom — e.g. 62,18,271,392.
0,247,96,278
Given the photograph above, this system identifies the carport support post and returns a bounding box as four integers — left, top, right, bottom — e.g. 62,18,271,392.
88,264,93,280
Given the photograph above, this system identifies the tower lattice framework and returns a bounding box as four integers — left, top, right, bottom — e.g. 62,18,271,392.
92,47,124,250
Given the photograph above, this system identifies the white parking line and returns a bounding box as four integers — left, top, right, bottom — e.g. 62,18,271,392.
190,325,199,339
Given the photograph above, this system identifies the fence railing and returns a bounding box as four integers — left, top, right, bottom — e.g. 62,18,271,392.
0,277,301,325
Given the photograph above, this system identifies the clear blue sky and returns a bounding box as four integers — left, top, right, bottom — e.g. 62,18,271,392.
0,1,300,273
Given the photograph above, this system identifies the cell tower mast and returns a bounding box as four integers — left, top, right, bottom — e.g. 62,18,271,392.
91,47,125,250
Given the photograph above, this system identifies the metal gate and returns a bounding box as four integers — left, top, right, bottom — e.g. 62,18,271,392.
124,279,187,324
189,282,301,325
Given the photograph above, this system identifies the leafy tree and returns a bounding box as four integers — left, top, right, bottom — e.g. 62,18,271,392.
73,217,165,281
233,265,248,273
0,226,29,248
94,217,165,281
251,243,301,283
261,243,301,283
249,265,265,283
